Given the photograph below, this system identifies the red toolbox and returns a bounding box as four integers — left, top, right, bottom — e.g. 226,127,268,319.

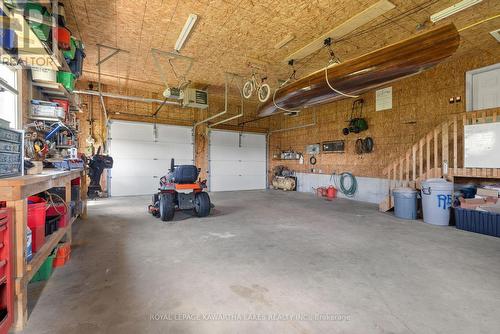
27,197,46,253
0,209,14,334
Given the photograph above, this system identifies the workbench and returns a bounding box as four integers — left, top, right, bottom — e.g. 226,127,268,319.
0,169,87,331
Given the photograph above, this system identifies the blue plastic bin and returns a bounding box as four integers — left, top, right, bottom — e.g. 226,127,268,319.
454,207,500,237
0,28,17,50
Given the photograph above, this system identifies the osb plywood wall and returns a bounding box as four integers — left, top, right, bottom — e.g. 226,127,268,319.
268,50,500,180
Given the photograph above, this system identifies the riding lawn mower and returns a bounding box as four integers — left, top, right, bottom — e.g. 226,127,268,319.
148,159,212,221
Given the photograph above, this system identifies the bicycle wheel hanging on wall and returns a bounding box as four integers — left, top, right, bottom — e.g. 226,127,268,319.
258,84,271,103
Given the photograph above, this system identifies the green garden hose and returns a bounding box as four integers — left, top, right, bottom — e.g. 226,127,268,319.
332,172,358,197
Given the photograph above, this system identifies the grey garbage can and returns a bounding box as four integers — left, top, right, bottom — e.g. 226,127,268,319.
421,178,454,226
393,188,418,220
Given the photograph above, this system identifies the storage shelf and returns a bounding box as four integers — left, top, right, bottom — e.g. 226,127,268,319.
1,8,65,71
25,215,78,281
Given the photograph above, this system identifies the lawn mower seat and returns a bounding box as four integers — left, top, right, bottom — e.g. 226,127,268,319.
172,165,199,184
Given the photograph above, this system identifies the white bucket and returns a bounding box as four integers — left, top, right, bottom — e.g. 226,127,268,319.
32,67,57,83
421,178,454,226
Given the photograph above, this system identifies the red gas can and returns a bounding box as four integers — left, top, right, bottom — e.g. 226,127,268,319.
327,186,337,201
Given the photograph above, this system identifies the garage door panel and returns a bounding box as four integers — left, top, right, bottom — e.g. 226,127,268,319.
110,140,158,159
110,159,157,177
154,143,194,161
210,175,265,191
111,176,156,196
156,125,193,144
242,134,266,147
210,146,264,161
239,161,266,174
109,121,194,196
209,160,239,176
210,131,239,146
209,130,266,192
110,121,153,141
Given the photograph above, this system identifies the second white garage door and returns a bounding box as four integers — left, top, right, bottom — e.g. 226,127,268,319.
209,130,266,191
108,121,194,196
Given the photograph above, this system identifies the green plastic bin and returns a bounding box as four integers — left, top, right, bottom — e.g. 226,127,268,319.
57,71,75,92
30,253,55,282
24,3,52,42
63,37,77,60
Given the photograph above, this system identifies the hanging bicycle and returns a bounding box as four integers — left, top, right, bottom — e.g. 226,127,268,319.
242,65,271,103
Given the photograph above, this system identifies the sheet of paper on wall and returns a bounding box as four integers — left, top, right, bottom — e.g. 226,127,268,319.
376,87,392,111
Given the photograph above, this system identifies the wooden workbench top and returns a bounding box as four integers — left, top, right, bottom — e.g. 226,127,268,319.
0,169,85,201
0,169,83,187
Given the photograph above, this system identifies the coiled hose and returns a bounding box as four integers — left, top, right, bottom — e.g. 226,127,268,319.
332,172,358,197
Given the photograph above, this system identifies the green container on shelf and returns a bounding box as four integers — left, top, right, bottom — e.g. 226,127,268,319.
30,253,55,282
24,3,52,42
63,37,77,60
57,71,75,92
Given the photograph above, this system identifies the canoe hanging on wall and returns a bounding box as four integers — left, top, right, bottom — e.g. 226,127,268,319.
258,24,460,117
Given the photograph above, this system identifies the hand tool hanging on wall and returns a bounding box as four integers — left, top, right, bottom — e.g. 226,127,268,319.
343,99,368,135
355,137,374,154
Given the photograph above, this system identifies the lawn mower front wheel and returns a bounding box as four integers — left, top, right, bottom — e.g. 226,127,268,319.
194,192,211,218
159,193,175,221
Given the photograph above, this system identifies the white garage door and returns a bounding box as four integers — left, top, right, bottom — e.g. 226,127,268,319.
109,121,193,196
209,130,266,192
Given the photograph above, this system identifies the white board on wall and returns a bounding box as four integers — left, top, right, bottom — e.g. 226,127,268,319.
464,122,500,168
376,87,392,111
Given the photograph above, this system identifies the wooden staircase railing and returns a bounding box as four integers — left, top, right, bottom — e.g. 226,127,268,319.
379,108,500,212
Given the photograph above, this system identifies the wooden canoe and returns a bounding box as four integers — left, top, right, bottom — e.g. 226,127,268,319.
258,24,460,117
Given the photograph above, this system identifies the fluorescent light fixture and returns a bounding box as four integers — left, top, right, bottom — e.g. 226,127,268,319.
274,34,295,49
284,0,394,62
430,0,483,23
490,29,500,43
174,14,198,52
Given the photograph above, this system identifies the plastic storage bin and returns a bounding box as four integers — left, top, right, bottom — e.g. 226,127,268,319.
27,197,46,252
421,178,454,226
393,188,418,220
46,204,69,229
44,216,59,236
30,254,55,282
0,28,17,50
69,40,85,78
454,208,500,237
54,27,71,50
63,37,76,60
24,3,51,42
31,67,57,83
57,71,75,92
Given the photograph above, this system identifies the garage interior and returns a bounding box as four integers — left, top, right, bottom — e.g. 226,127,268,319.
0,0,499,333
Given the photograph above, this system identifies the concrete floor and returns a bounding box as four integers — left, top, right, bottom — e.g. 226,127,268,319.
22,190,500,334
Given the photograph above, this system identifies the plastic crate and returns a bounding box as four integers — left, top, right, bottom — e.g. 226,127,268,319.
30,254,55,282
57,71,75,92
454,207,500,237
